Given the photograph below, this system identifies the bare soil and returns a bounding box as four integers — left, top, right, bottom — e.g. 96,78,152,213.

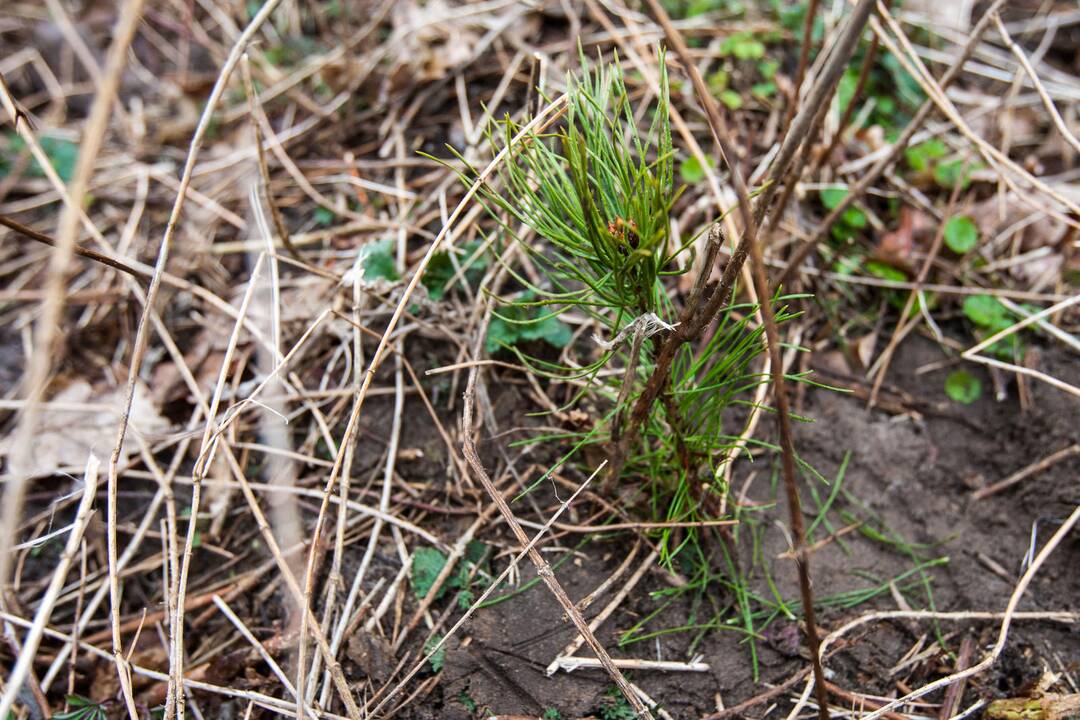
398,336,1079,719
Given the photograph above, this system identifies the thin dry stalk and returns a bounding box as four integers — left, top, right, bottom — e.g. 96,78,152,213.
973,444,1080,500
366,465,604,718
551,657,710,673
0,213,148,279
462,371,651,716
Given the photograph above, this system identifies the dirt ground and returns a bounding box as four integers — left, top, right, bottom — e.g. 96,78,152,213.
400,335,1079,719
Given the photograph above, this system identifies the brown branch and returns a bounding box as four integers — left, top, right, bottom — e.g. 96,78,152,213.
938,635,975,720
0,213,148,281
702,667,812,720
783,0,822,134
751,0,878,227
743,186,831,720
811,26,882,176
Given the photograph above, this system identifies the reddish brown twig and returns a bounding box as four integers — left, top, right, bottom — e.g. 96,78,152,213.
702,667,812,720
0,213,148,280
811,31,881,176
938,635,976,720
783,0,821,134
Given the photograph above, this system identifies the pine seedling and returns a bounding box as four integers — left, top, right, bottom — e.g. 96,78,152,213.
449,50,803,563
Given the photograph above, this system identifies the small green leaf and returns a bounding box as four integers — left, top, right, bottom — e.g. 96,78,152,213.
457,692,478,713
831,255,860,276
721,32,765,60
543,709,563,720
944,216,978,254
52,696,107,720
707,69,729,94
411,547,447,600
962,295,1008,328
313,207,335,226
679,155,714,183
944,370,981,404
423,635,447,672
520,315,573,348
933,159,969,189
359,239,399,282
485,295,574,353
485,317,518,354
719,89,743,110
904,139,947,173
758,59,779,80
2,133,79,182
865,260,907,282
836,69,859,114
962,295,1022,358
840,206,867,229
751,81,777,99
819,187,849,210
457,587,474,610
464,539,487,564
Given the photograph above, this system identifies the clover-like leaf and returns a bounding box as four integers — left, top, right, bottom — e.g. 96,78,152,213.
411,547,448,600
944,370,981,405
944,216,978,254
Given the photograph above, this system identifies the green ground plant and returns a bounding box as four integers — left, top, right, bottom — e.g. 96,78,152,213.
441,45,948,685
448,50,807,567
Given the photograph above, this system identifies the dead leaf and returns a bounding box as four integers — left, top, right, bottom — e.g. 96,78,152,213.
878,205,932,264
390,0,482,83
903,0,973,30
0,380,169,474
853,331,878,370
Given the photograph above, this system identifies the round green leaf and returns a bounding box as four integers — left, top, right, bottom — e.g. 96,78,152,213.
719,89,743,110
962,294,1007,328
944,370,982,404
944,216,978,254
819,187,849,210
679,155,714,183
